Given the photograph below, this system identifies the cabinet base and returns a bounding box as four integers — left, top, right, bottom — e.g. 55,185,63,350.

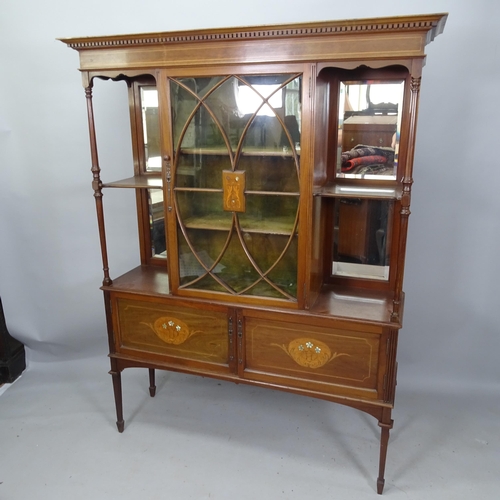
109,360,393,494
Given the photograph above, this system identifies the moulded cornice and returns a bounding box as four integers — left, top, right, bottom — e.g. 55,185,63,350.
59,13,447,50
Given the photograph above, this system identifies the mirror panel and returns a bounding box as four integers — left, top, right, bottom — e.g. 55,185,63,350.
149,189,166,258
140,86,161,172
337,80,404,180
332,198,393,280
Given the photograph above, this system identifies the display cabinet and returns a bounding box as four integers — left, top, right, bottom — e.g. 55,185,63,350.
60,14,446,493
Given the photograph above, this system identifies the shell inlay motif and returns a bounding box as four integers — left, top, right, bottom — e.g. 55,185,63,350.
142,316,197,345
272,337,350,369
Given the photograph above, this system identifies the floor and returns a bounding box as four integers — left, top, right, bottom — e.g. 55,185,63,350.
0,355,498,500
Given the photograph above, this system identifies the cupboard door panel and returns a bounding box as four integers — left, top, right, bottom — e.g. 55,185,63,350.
115,297,229,366
244,316,381,398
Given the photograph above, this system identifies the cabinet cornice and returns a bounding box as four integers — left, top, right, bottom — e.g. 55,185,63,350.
59,14,447,72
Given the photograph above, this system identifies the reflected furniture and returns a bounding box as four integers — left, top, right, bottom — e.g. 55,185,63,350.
60,14,446,493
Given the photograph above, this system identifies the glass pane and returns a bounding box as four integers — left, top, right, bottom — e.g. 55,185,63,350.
178,228,228,292
170,73,302,301
337,80,404,180
217,231,260,292
176,152,231,190
203,76,246,151
176,191,231,231
170,79,199,151
332,199,393,280
148,189,166,258
238,75,302,155
140,86,161,172
241,155,299,193
266,234,298,296
171,76,233,152
239,194,298,234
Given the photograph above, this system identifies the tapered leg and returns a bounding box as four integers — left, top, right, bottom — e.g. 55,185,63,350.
377,419,394,494
149,368,156,397
110,369,125,433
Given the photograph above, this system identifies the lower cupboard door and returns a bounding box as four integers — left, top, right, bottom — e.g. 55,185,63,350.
114,297,230,370
243,316,382,400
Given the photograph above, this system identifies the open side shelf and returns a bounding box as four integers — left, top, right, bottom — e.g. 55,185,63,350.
102,175,163,189
315,183,402,200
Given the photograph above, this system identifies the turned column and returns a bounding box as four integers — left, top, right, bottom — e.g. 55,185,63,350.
84,81,112,287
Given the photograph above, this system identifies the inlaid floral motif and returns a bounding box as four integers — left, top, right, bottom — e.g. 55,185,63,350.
272,337,349,369
142,316,199,345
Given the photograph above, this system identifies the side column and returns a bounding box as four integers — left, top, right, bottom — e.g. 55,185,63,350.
392,75,421,322
84,80,112,287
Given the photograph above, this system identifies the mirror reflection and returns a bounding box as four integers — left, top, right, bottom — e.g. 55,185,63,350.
332,198,393,280
140,86,161,171
337,81,404,179
148,189,166,258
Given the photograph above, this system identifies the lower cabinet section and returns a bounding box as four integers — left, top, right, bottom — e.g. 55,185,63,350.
242,313,382,400
109,292,391,405
113,295,231,370
107,291,398,494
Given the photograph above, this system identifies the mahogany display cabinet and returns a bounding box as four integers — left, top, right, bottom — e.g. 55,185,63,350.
60,14,446,493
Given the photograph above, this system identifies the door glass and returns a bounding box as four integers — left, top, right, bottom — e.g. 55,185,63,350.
332,199,393,280
170,74,302,300
337,80,404,180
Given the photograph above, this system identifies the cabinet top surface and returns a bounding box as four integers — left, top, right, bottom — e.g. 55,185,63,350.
59,13,447,50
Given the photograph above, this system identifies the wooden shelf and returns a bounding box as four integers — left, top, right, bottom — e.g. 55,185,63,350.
310,285,400,326
183,214,296,235
315,183,401,199
102,175,163,189
101,265,170,296
174,187,300,197
179,146,298,157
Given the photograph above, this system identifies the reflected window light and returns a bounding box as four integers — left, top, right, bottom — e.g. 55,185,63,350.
141,89,158,108
237,84,282,116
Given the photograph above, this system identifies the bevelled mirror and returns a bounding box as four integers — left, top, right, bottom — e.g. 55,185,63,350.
336,80,404,180
332,198,393,280
148,189,166,259
140,86,161,172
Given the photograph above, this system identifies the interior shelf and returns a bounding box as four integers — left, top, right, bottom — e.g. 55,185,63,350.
179,146,299,157
183,214,297,235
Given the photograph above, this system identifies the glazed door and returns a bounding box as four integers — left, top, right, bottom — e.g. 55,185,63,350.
162,70,307,306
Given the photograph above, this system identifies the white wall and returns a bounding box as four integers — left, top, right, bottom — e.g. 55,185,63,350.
1,0,499,390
